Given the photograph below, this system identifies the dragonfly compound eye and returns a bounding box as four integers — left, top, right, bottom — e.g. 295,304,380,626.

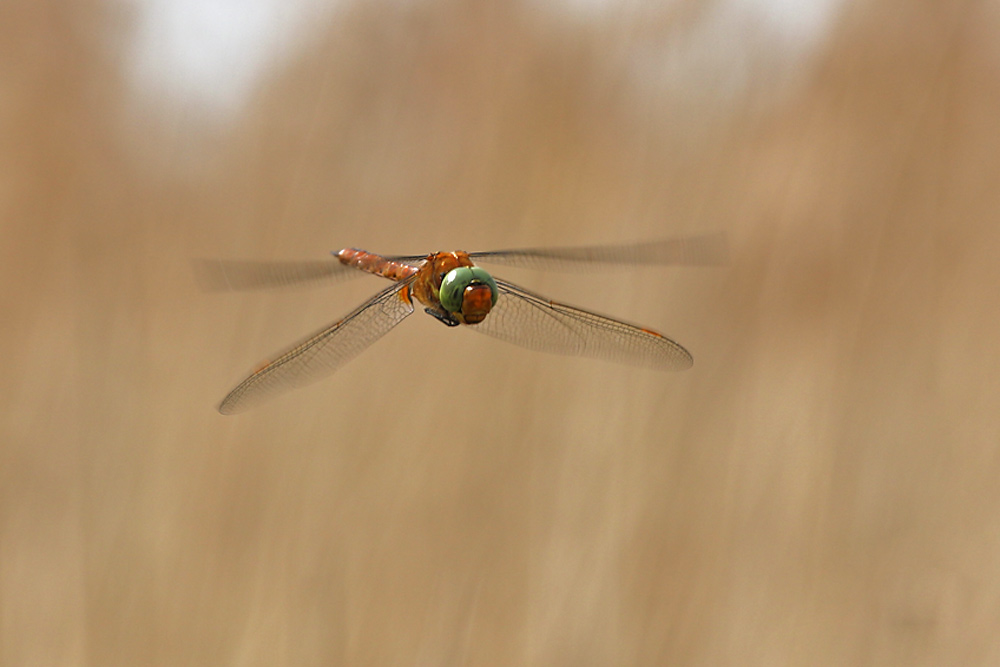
439,267,498,314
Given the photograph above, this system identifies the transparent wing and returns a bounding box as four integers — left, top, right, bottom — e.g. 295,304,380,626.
218,282,414,413
468,233,728,271
470,279,693,370
193,258,359,291
194,254,428,292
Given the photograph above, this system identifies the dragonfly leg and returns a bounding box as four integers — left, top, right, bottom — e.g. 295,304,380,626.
424,308,460,327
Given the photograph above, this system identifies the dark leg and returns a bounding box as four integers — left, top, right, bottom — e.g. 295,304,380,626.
425,308,461,327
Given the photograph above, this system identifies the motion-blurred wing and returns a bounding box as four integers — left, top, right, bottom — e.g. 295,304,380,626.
468,233,728,271
218,282,414,413
471,279,693,370
194,254,427,292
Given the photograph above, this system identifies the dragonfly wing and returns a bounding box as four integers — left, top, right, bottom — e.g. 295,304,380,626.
468,233,728,270
194,258,361,291
218,282,414,413
194,254,428,292
471,279,693,371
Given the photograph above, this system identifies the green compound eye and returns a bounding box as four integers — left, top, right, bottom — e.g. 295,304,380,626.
439,266,498,313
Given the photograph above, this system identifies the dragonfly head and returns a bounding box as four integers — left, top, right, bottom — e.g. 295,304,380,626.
439,266,498,325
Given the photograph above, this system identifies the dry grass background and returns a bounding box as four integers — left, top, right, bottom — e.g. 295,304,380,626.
3,0,1000,664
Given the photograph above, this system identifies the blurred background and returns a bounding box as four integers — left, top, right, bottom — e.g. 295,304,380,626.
3,0,1000,664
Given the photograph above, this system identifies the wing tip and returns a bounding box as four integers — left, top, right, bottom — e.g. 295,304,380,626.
217,394,242,415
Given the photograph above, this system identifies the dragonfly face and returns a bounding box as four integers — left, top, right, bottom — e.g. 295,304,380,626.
439,266,498,325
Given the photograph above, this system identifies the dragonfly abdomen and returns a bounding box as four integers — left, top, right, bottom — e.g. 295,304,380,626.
336,248,418,282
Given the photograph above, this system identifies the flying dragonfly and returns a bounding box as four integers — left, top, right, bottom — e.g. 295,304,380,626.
197,234,727,414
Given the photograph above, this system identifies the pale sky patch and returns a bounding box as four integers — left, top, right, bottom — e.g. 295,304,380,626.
122,0,338,117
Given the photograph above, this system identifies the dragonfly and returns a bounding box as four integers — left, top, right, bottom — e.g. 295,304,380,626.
197,234,726,414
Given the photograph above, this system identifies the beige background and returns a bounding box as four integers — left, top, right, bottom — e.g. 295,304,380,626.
4,0,1000,664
